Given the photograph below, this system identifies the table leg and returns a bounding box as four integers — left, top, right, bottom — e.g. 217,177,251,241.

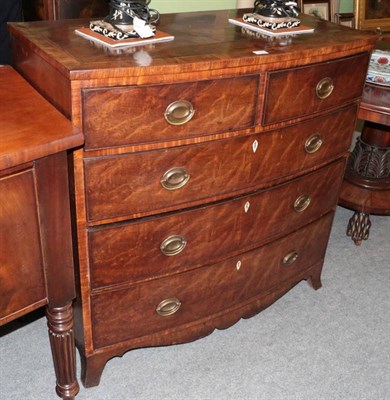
46,302,79,400
346,211,372,245
339,121,390,245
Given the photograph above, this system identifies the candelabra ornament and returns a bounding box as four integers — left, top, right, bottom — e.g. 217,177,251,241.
90,0,160,40
243,0,301,30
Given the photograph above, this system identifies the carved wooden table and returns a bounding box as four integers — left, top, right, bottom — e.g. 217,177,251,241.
0,66,83,399
9,11,375,390
338,79,390,245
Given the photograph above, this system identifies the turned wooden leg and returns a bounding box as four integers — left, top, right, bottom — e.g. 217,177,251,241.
346,211,372,245
46,303,79,400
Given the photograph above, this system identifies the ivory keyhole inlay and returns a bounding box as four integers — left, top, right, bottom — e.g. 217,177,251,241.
236,260,242,270
244,201,250,213
252,140,259,153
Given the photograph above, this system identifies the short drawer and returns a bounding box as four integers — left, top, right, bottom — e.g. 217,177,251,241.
88,159,345,289
82,75,259,150
90,212,334,349
263,53,370,125
84,105,356,222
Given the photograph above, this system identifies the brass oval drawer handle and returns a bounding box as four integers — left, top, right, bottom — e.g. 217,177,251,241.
316,77,334,99
156,298,181,317
282,250,299,266
164,100,195,125
294,194,311,213
160,235,187,256
305,134,323,154
160,167,190,191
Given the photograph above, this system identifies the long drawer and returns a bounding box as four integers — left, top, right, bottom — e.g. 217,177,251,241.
88,159,345,289
90,212,334,349
263,53,369,125
82,75,259,150
84,106,356,223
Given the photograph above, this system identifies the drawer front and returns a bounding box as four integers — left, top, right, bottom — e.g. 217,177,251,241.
82,75,259,150
84,106,356,222
90,213,334,349
0,169,46,323
88,159,345,289
263,53,369,125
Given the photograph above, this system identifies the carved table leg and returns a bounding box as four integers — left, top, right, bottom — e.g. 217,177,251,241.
339,121,390,245
46,302,79,400
346,211,372,245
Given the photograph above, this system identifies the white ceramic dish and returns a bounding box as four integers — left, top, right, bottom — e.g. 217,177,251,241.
366,49,390,87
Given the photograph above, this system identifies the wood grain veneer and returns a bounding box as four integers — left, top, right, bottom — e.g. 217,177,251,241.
9,9,376,392
263,52,370,125
0,168,46,321
82,75,259,149
88,160,345,289
83,106,356,223
91,213,334,349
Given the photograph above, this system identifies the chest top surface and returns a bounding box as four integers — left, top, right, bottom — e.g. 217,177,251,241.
8,9,376,80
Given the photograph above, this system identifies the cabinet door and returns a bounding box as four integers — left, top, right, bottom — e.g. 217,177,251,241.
0,168,46,325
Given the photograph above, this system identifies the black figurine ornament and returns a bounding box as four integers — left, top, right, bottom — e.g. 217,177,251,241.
244,0,301,30
106,0,160,28
90,0,160,40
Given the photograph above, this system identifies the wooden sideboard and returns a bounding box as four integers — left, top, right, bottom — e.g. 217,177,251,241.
0,66,83,399
9,11,375,389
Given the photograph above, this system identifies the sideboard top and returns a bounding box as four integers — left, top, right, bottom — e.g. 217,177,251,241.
9,9,376,80
0,66,83,170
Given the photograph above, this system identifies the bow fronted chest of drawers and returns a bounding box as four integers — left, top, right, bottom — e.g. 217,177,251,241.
9,10,375,388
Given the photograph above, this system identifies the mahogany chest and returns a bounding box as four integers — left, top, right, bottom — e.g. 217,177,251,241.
9,9,375,389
